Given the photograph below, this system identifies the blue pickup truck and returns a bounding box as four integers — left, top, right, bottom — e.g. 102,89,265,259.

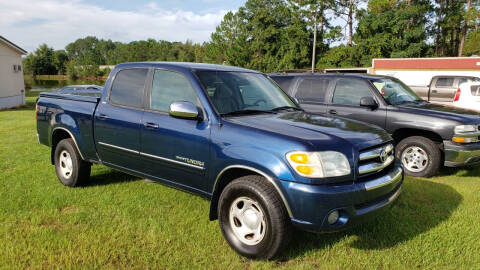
36,62,403,259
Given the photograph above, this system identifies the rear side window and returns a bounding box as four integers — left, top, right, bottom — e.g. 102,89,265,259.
110,69,148,108
332,79,373,106
472,85,480,96
271,76,295,94
150,69,198,112
295,77,329,103
435,77,454,88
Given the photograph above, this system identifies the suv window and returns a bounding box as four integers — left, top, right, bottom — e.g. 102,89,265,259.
271,76,295,94
435,77,454,88
332,79,373,106
296,77,329,103
150,69,198,112
110,68,148,108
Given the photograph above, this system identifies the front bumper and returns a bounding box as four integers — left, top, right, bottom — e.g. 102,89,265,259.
444,140,480,167
282,163,403,232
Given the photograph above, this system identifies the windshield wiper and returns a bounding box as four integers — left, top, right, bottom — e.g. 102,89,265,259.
270,106,303,112
220,109,277,117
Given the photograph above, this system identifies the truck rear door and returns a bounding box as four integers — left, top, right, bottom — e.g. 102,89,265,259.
429,77,457,102
94,68,149,172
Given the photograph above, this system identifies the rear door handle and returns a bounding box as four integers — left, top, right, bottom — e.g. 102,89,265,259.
98,114,109,120
144,122,159,129
329,109,337,115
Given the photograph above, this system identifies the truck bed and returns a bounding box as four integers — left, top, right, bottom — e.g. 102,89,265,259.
37,92,101,163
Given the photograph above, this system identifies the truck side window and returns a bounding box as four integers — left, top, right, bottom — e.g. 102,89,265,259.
296,78,329,103
435,78,454,88
332,79,373,106
109,68,148,108
150,70,198,112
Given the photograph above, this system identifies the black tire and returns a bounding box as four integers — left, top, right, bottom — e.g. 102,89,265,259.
218,175,292,259
396,136,442,178
54,138,91,187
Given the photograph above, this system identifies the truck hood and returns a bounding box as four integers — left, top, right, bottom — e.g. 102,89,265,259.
225,112,391,150
398,102,480,124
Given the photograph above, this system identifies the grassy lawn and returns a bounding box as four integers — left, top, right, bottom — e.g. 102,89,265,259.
1,97,479,269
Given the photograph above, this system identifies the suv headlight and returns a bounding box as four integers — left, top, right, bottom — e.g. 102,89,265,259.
453,125,479,143
286,151,351,178
454,125,477,133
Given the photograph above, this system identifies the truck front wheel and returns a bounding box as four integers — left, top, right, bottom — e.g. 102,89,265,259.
54,138,91,187
396,136,441,178
218,175,292,259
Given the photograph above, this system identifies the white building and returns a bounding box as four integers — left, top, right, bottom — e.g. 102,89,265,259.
0,36,27,110
371,57,480,87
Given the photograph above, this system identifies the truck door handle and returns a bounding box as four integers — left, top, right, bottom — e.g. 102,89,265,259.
431,90,438,93
144,122,159,129
98,114,109,120
329,109,337,115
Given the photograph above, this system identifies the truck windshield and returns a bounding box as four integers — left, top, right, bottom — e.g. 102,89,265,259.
196,71,299,115
369,78,424,105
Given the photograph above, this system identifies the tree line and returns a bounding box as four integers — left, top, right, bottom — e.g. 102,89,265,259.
23,0,480,77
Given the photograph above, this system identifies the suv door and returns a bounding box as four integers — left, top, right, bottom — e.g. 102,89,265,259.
430,77,456,101
94,68,149,171
327,78,387,129
291,76,331,114
140,69,210,192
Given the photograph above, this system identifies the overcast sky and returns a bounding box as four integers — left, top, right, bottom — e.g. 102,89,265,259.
0,0,247,53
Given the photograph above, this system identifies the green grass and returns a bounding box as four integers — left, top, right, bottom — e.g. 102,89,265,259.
1,97,479,269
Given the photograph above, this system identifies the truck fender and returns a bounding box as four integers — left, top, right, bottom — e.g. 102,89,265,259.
209,146,296,220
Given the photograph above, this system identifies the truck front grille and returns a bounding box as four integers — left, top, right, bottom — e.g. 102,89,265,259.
358,143,395,181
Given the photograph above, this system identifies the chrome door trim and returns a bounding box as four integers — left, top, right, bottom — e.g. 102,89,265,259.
97,141,139,154
140,152,205,170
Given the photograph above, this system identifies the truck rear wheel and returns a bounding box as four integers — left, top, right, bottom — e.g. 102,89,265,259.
54,138,91,187
396,136,441,178
218,175,292,259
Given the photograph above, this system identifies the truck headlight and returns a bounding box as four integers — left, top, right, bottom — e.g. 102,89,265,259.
453,125,479,143
454,125,477,133
286,151,351,178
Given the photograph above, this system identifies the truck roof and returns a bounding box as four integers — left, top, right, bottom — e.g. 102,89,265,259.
268,73,390,80
114,62,260,73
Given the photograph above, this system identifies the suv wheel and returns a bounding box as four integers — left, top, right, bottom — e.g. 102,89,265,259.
396,136,441,178
218,175,292,259
54,138,91,187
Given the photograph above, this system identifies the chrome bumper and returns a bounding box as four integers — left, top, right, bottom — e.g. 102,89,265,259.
364,165,403,191
444,141,480,167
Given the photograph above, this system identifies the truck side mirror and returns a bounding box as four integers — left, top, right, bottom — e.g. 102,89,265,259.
169,101,201,120
360,96,378,109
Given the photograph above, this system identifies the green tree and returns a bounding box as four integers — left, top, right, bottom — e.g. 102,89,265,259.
354,0,431,66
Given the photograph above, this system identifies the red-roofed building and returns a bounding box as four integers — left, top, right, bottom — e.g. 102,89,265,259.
371,57,480,86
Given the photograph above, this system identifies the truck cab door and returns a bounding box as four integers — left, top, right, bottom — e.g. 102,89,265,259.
94,68,149,172
327,78,387,129
139,69,210,192
429,77,456,102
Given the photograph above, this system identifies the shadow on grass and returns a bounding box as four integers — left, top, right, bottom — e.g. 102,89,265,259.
435,165,480,178
280,179,462,259
87,169,141,186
